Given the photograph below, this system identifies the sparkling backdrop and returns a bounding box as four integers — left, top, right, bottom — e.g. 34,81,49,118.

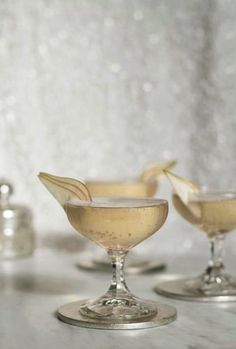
1,0,236,254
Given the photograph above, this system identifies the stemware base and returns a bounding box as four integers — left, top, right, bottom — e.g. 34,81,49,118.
154,274,236,302
57,299,177,329
79,293,158,320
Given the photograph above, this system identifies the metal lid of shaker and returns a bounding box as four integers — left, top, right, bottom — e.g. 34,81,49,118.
0,180,13,208
0,180,32,222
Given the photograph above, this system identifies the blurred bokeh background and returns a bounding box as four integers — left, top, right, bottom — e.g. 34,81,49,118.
1,0,236,256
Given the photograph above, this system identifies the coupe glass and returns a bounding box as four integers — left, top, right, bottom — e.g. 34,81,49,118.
77,179,166,274
58,197,177,329
154,190,236,301
76,161,176,273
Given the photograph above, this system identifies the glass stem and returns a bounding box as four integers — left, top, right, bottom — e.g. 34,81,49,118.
107,250,130,297
206,234,225,274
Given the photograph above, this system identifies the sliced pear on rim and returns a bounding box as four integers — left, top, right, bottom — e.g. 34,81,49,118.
165,171,199,205
165,171,201,219
140,160,177,182
38,172,92,207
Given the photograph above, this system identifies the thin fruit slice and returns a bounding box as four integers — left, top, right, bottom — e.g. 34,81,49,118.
38,172,92,206
140,160,177,182
165,171,199,205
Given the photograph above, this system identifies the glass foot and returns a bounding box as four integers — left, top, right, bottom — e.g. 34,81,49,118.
79,293,157,321
154,271,236,302
57,299,177,329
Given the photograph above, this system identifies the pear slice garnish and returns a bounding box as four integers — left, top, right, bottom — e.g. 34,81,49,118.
38,172,92,206
165,171,199,205
140,160,177,182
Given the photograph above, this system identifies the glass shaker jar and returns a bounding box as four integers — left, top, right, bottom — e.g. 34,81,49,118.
0,180,35,258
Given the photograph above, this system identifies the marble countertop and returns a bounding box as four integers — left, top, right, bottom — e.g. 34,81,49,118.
1,242,235,349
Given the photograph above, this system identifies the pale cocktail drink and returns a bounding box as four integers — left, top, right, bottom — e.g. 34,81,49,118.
85,160,176,198
86,181,157,198
82,182,160,273
65,197,168,251
173,192,236,238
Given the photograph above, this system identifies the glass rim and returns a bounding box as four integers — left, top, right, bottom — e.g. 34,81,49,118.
65,197,168,209
86,179,157,185
189,189,236,200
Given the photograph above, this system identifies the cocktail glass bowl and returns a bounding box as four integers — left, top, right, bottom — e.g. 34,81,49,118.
76,180,165,274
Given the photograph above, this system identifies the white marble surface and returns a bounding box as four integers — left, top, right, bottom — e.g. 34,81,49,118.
1,241,236,349
1,2,236,346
